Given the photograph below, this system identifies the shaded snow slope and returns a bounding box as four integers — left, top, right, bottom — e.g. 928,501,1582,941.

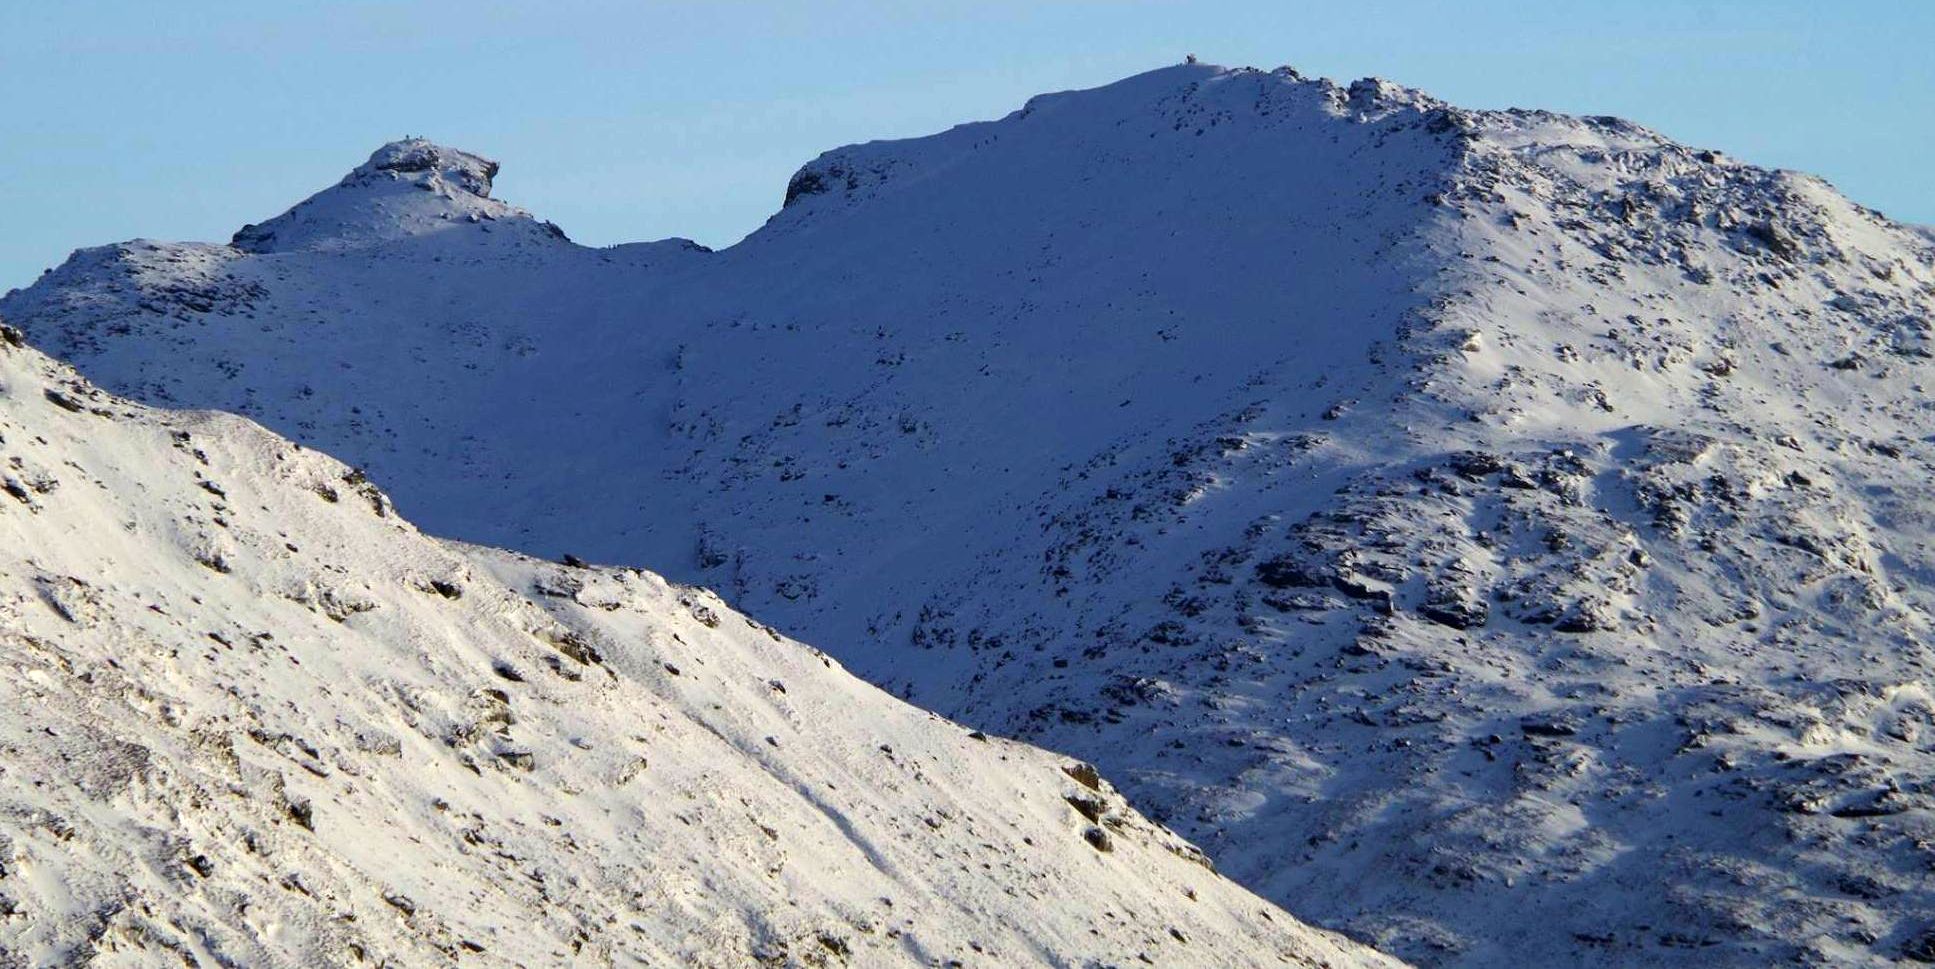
0,327,1391,968
9,62,1935,965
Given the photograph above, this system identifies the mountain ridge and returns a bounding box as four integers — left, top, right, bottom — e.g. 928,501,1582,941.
8,61,1935,965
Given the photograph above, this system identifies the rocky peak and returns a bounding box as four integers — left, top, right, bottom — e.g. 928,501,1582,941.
229,138,552,254
1343,75,1440,114
349,139,501,198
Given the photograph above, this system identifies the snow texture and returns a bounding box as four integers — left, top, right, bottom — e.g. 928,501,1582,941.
9,61,1935,966
0,334,1389,967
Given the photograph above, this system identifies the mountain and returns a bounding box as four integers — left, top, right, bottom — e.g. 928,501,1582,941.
0,325,1390,967
9,62,1935,966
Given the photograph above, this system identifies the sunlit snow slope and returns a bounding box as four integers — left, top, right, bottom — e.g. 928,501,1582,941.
10,62,1935,965
0,325,1392,968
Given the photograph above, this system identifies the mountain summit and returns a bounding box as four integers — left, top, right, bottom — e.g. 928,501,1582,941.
229,138,564,253
8,62,1935,966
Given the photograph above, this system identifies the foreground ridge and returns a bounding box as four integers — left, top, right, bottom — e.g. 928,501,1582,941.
0,325,1392,967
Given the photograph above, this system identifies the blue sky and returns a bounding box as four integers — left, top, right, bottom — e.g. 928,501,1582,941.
3,1,1929,291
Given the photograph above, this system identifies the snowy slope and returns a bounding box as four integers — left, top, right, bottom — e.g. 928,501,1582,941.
0,326,1391,968
9,63,1935,965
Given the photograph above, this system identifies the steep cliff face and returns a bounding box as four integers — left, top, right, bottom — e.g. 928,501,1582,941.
0,328,1391,968
8,61,1935,965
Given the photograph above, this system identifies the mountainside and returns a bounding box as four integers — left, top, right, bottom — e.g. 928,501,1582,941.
9,62,1935,966
0,326,1389,968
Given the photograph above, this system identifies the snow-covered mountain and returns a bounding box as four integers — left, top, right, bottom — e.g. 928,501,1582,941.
9,62,1935,966
0,327,1390,967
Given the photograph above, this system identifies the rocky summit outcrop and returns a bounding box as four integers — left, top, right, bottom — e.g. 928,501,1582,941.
7,61,1935,966
229,138,563,254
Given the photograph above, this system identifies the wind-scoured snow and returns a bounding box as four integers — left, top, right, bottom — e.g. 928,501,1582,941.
8,62,1935,965
0,329,1389,967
